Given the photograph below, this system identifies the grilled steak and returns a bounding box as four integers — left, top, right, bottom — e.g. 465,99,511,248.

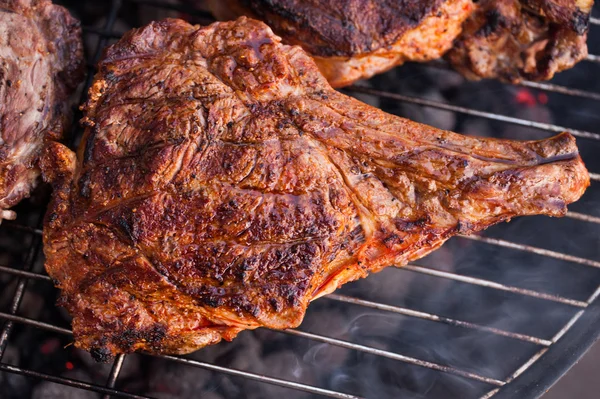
446,0,593,82
206,0,474,87
41,17,589,360
0,0,84,221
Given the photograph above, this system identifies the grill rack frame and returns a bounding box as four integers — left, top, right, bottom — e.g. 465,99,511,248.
1,0,600,398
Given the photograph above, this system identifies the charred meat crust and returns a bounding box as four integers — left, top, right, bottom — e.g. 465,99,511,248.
221,0,446,57
446,0,592,82
207,0,475,87
42,17,589,360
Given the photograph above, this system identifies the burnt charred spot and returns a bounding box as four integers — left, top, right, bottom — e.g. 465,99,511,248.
173,260,184,270
117,216,137,242
280,284,301,306
115,328,139,349
78,171,92,198
395,216,430,232
112,323,167,352
82,128,97,163
572,10,590,35
383,233,404,247
90,346,113,363
193,286,227,308
269,297,282,312
205,295,226,308
240,259,254,271
145,324,167,344
56,295,68,307
456,220,474,234
241,301,260,317
478,9,503,37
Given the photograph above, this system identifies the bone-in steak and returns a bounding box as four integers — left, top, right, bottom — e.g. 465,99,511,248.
0,0,84,220
41,17,589,361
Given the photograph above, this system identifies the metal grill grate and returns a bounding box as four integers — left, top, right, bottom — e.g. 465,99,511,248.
1,1,600,398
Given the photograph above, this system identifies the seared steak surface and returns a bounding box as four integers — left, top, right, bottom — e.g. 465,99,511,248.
0,0,83,220
42,17,589,360
446,0,593,82
207,0,474,87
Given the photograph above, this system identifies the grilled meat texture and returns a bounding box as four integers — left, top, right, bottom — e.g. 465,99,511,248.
446,0,593,82
207,0,474,87
41,17,589,360
0,0,84,220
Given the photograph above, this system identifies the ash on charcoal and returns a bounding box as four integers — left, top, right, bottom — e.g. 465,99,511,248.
247,350,316,399
31,370,100,399
146,357,213,399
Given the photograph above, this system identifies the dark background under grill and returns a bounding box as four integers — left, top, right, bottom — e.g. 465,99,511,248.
1,1,600,398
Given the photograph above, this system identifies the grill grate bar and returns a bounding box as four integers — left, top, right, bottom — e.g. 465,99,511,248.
519,81,600,101
157,354,364,399
590,172,600,182
504,348,549,384
403,264,588,308
0,282,506,390
551,286,600,343
344,86,600,140
102,354,126,399
0,313,362,399
1,222,42,235
591,17,600,25
566,211,600,224
586,54,600,63
82,26,123,39
124,0,214,19
325,294,552,345
282,329,505,386
0,254,587,309
0,312,71,335
91,0,122,64
551,310,586,343
0,265,583,334
426,61,600,102
480,388,501,399
0,363,149,399
0,265,51,281
0,225,43,360
5,216,600,273
478,285,600,398
462,235,600,269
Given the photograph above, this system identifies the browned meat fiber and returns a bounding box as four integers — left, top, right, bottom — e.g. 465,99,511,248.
41,17,589,361
207,0,474,87
446,0,594,82
0,0,84,220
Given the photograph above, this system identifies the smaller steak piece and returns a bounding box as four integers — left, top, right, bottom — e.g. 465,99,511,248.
42,18,588,359
0,0,84,220
206,0,474,87
446,0,593,82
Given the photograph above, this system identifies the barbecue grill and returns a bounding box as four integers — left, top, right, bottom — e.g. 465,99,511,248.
2,1,600,398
